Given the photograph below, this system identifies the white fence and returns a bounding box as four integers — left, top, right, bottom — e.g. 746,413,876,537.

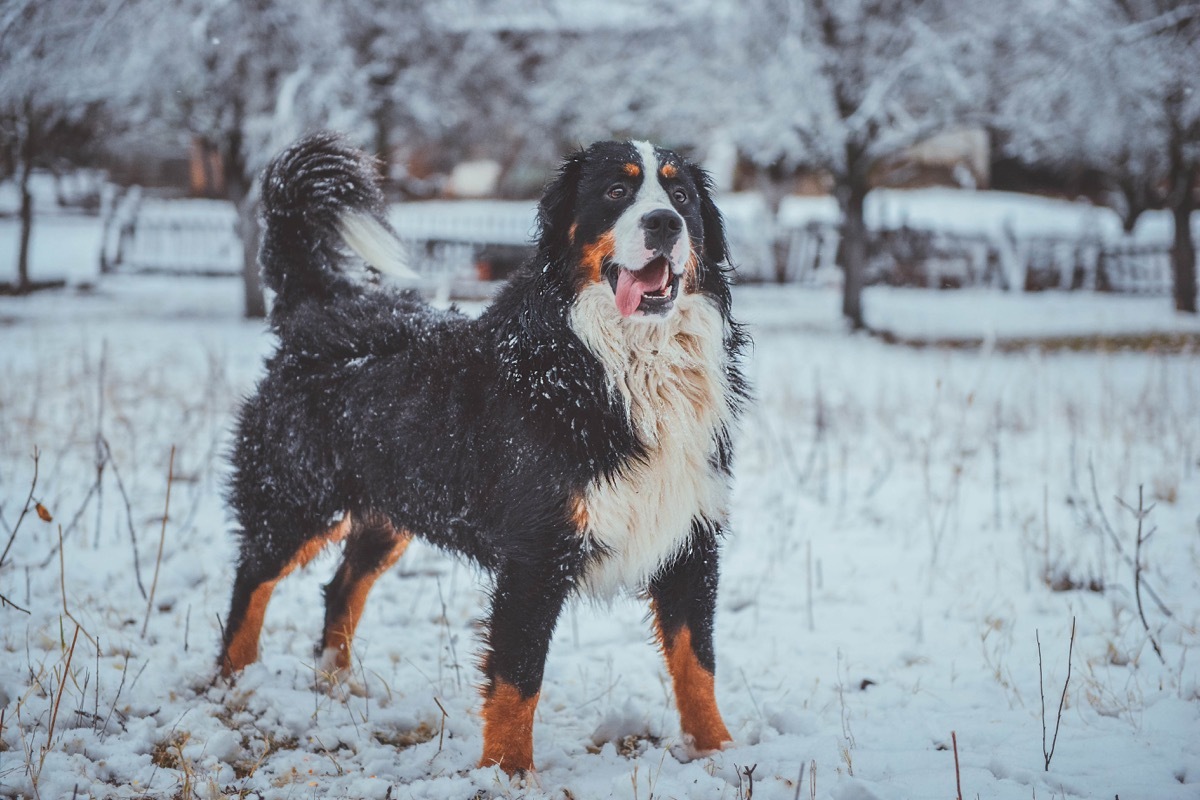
101,191,1183,295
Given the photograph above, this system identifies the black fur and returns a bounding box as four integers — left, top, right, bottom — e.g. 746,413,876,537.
221,134,749,768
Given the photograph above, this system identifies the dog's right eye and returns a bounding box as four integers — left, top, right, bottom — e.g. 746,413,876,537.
606,184,627,200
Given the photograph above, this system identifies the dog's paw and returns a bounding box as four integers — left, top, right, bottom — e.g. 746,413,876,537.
313,648,368,696
669,733,733,763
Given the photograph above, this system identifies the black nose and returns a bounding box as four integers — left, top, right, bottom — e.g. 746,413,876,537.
641,209,683,254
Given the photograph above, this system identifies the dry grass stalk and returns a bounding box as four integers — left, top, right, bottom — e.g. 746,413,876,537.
951,730,962,800
141,445,176,638
1118,485,1165,665
57,526,97,649
1037,616,1076,772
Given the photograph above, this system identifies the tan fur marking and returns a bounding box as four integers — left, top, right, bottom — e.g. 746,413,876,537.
568,221,578,244
660,163,678,179
655,621,731,752
684,251,700,292
220,515,353,676
623,162,641,177
221,580,278,675
568,492,589,533
322,531,411,672
479,679,539,774
578,229,615,286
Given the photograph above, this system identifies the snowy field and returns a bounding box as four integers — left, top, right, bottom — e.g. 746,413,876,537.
1,273,1198,800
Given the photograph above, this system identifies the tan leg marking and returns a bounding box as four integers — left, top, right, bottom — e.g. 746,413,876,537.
221,579,279,675
479,679,539,774
655,621,732,752
321,531,411,672
220,515,353,677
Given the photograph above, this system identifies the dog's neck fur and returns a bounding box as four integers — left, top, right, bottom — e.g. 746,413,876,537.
568,283,734,596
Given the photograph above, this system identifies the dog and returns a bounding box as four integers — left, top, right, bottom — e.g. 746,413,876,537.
218,132,749,774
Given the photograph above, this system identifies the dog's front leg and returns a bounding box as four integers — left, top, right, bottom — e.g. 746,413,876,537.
478,557,576,774
648,520,733,754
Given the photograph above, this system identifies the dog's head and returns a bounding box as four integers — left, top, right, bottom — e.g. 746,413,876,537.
537,140,728,320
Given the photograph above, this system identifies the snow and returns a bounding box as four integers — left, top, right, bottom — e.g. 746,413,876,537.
778,188,1200,245
0,216,105,285
1,266,1197,800
737,285,1200,342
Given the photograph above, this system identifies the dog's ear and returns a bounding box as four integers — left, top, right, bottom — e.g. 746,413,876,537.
688,163,728,266
537,149,587,261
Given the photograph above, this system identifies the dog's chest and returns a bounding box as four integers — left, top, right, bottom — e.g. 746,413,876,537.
568,288,733,596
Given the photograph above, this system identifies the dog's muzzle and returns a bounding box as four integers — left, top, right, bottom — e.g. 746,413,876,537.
641,209,684,258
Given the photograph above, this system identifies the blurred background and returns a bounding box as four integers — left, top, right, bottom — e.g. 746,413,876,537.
1,0,1197,327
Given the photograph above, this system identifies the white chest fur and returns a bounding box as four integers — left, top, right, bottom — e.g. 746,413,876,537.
568,285,734,597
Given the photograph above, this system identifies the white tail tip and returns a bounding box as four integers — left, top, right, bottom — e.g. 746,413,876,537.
337,212,419,281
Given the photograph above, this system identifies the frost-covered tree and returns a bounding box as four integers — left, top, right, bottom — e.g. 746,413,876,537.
521,4,728,154
730,0,979,328
994,1,1199,312
1102,1,1198,314
337,0,468,178
0,0,129,291
129,0,362,317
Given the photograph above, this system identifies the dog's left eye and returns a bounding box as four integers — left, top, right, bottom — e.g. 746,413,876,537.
607,185,627,200
672,188,689,204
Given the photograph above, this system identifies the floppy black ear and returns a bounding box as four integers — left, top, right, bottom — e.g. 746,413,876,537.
688,163,728,266
537,149,587,261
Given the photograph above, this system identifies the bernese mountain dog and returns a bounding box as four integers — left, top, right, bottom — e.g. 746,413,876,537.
218,133,749,775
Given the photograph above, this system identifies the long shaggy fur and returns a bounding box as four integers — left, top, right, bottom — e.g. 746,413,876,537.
220,133,749,773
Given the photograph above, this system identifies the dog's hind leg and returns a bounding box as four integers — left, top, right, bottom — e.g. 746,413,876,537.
478,554,579,774
319,517,411,673
647,520,733,754
219,514,353,677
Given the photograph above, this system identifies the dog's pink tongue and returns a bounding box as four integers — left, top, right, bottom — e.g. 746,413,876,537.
614,260,668,317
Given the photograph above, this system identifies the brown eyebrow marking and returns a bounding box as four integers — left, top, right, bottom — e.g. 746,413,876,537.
622,162,641,177
660,163,678,178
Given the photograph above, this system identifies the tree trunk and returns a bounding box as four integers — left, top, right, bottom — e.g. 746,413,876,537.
1165,86,1197,314
837,178,869,330
1170,162,1197,313
223,124,266,319
372,100,392,181
753,163,792,282
1116,174,1152,235
238,196,266,318
15,121,35,292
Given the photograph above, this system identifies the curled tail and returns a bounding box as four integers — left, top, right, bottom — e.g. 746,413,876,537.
258,132,415,316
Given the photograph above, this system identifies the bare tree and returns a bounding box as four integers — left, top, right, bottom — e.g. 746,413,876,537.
0,1,126,291
993,1,1199,312
729,0,977,328
129,0,358,318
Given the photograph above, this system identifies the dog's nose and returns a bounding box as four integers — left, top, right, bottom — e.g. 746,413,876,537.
641,209,683,254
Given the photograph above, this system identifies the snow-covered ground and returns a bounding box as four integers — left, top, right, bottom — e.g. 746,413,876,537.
0,272,1198,799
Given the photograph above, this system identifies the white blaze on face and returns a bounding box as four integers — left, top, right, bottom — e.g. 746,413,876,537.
611,141,691,275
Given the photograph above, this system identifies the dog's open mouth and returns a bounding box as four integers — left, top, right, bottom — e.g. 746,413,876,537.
605,256,681,317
